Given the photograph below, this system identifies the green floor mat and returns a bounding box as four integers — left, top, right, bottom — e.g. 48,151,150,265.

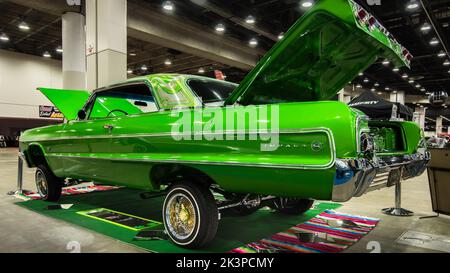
16,188,341,253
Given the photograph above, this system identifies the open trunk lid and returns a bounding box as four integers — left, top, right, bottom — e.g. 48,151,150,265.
38,88,90,121
225,0,412,105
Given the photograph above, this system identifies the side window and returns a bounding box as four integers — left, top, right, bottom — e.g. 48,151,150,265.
150,75,200,110
88,84,158,120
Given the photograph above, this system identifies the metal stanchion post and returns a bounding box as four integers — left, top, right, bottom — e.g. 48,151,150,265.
7,146,25,196
382,181,414,216
16,155,24,195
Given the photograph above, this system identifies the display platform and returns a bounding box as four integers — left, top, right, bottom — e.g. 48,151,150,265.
15,187,347,253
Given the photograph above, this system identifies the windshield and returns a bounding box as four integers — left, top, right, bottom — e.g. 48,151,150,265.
187,78,238,106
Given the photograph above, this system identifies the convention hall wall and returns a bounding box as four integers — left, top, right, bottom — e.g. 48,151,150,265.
0,50,63,142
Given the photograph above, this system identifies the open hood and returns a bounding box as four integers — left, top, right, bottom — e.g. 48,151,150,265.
38,88,90,120
226,0,412,105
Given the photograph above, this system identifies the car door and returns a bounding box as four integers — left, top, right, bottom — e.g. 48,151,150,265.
101,82,160,189
59,89,126,183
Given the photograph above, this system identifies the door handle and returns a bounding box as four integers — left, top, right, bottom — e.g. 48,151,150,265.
103,124,114,132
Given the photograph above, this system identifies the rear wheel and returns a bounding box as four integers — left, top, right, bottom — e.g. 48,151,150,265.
35,164,63,202
162,181,218,249
269,198,314,215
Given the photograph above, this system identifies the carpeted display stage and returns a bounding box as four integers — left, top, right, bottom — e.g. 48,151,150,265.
15,185,378,253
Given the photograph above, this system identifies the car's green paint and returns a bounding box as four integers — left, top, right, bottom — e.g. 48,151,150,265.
225,0,411,106
20,0,423,201
21,100,362,200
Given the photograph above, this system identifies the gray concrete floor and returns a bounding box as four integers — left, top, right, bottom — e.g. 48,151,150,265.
1,148,449,253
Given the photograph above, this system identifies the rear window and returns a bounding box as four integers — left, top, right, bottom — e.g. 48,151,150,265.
188,78,237,105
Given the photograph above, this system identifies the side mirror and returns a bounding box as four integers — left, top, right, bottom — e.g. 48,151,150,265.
77,110,87,120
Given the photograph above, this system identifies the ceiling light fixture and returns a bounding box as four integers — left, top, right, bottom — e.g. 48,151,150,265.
198,68,205,74
402,73,408,78
438,51,446,58
249,38,258,47
382,59,390,65
245,15,256,24
356,84,362,88
164,59,172,66
374,82,380,87
363,78,369,83
215,23,225,33
409,79,415,83
42,51,51,58
129,53,137,57
127,69,133,74
430,38,439,45
420,23,432,32
393,67,400,72
141,65,148,71
162,1,174,11
444,60,450,66
406,1,419,10
56,46,63,53
371,88,376,92
358,72,364,76
378,92,383,95
278,33,284,40
0,33,9,41
301,1,314,8
18,21,30,31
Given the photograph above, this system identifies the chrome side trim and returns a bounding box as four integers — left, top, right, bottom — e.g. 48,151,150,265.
42,128,337,170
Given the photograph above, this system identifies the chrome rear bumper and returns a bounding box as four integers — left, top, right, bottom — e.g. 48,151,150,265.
332,151,430,202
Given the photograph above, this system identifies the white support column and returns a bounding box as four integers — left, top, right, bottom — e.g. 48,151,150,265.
436,116,443,135
62,12,86,90
86,0,127,91
338,89,345,102
414,107,426,131
390,91,405,105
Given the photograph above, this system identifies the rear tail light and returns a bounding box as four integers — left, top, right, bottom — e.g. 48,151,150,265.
368,16,376,27
357,9,368,21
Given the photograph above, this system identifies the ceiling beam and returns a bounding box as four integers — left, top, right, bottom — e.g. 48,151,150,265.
420,0,450,59
189,0,278,41
8,0,262,71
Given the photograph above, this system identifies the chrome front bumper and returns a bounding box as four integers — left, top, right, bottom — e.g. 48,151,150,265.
332,151,430,202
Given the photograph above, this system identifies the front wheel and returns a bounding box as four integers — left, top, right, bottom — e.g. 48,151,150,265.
35,164,63,202
269,198,314,215
163,181,218,249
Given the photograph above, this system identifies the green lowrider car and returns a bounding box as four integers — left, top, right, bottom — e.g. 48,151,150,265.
20,0,429,248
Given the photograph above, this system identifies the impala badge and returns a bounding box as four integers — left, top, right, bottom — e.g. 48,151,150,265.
311,141,324,152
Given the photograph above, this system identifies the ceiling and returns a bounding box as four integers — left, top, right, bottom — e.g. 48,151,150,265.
0,0,449,96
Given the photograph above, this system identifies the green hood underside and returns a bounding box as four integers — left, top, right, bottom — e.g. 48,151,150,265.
38,88,90,121
226,0,411,106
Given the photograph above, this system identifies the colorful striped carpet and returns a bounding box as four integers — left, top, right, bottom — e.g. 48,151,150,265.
16,183,122,201
230,210,380,253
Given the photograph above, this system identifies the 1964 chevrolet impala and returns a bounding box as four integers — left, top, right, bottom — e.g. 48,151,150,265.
20,0,429,248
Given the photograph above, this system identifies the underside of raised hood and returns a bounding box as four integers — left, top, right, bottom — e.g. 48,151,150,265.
225,0,412,106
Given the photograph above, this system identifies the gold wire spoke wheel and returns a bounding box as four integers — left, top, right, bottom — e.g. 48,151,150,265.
165,193,197,240
35,170,48,197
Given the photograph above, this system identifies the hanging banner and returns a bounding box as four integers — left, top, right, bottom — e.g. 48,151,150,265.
39,106,64,119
